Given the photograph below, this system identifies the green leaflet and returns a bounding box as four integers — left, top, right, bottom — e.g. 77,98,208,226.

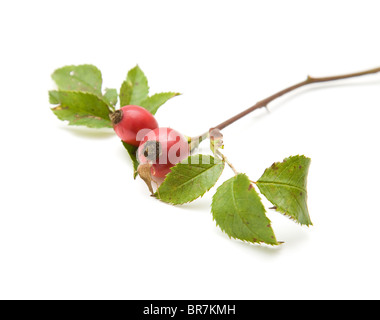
51,65,103,96
257,155,312,226
118,66,179,115
212,174,278,245
122,141,139,179
49,90,60,104
49,65,116,128
119,65,149,107
51,106,112,128
156,155,225,205
49,90,111,121
103,88,118,107
139,92,181,115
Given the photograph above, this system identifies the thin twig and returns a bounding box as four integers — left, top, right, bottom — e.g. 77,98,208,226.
192,66,380,141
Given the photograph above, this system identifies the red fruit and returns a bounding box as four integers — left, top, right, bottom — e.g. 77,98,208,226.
110,105,158,146
137,127,190,177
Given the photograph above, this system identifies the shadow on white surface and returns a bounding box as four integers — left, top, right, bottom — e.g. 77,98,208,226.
210,225,282,256
175,197,212,212
60,126,115,139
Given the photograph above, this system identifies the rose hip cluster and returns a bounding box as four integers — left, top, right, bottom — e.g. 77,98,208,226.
110,105,189,177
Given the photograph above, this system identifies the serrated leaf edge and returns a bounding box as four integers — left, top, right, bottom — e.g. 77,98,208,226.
140,92,182,115
155,155,225,205
257,154,312,226
48,90,112,120
51,64,103,96
211,174,279,246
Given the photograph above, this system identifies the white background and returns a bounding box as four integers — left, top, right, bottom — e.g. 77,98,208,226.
1,0,380,300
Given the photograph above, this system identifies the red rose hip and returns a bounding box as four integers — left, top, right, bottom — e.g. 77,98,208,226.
137,127,190,177
110,105,158,146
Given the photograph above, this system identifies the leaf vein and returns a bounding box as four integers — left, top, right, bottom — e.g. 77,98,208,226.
257,181,306,193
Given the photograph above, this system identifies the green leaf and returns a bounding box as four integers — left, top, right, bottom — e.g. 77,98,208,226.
51,65,103,96
119,65,149,107
49,90,111,120
51,106,112,128
103,88,118,107
156,155,225,205
256,155,312,226
122,141,139,179
49,90,60,104
212,174,278,245
139,92,181,115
